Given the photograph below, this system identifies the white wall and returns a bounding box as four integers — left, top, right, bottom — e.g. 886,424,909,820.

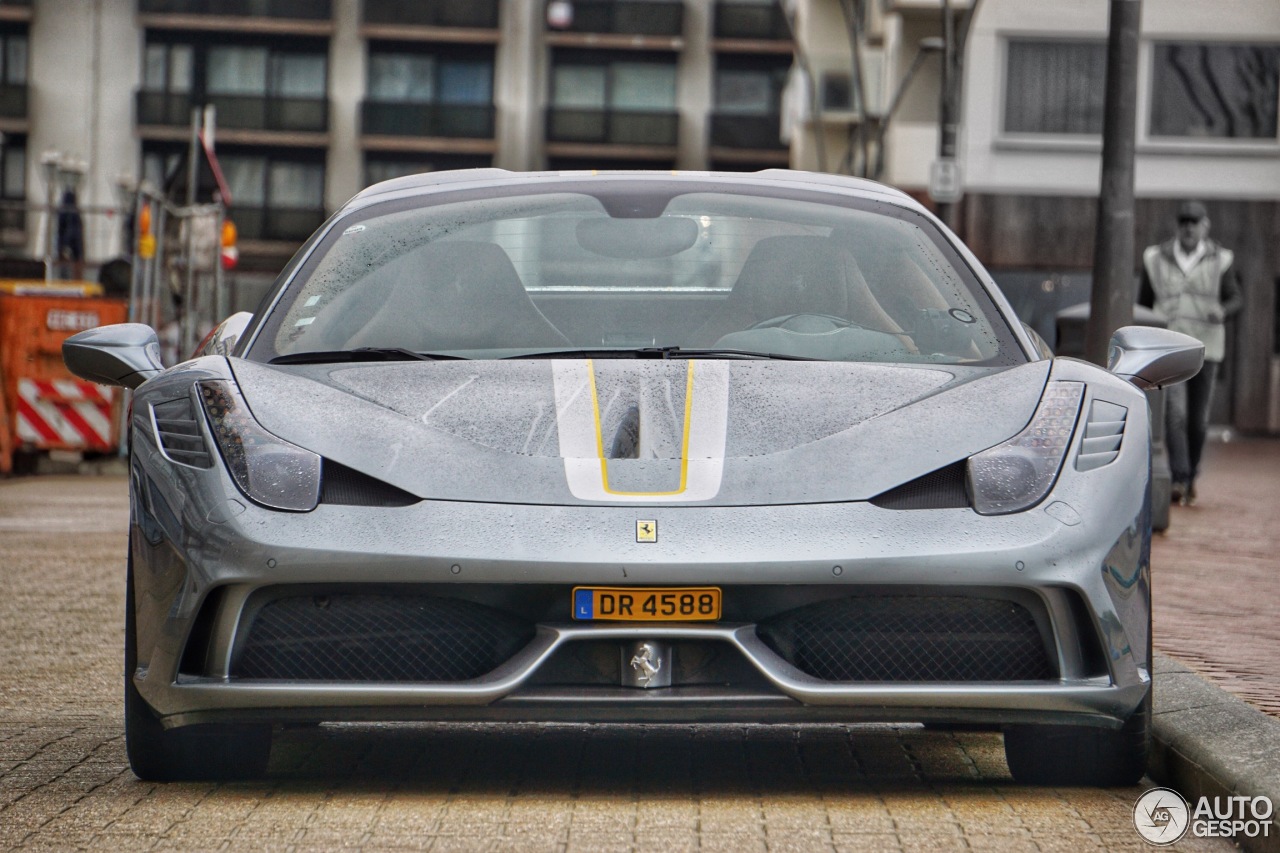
960,0,1280,199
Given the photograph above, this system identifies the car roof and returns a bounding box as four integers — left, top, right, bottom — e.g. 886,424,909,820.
343,168,921,215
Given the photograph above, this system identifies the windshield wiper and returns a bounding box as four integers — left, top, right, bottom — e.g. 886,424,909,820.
502,346,817,361
270,347,468,365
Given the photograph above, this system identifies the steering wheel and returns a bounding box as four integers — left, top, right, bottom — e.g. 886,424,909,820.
749,313,862,332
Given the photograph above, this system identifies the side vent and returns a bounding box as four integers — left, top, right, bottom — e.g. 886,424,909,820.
321,461,420,507
870,461,969,510
1076,400,1127,472
151,395,212,468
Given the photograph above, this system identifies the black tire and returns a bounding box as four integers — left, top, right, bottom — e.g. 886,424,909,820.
1003,689,1151,786
125,542,272,781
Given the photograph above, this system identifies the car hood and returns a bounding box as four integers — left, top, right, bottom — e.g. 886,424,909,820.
231,358,1050,506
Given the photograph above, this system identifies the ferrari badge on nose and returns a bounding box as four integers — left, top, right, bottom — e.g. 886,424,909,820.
636,520,657,542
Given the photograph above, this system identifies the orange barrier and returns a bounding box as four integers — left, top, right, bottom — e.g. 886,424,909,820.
0,282,128,474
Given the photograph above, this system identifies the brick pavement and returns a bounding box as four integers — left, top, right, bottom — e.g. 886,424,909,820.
1150,436,1280,718
0,474,1248,851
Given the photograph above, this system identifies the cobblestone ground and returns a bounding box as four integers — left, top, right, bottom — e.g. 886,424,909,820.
0,475,1235,852
1151,437,1280,717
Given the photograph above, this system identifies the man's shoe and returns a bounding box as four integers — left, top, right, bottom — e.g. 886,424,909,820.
1185,481,1197,506
1171,481,1187,505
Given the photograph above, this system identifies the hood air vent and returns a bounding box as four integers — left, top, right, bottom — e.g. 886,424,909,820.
151,395,212,468
1076,400,1127,472
320,461,420,507
870,461,969,510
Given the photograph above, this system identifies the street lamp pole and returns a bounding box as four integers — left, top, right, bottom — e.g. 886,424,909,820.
1084,0,1142,367
934,0,958,228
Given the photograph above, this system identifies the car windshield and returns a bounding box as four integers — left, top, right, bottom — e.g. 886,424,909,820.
250,181,1022,365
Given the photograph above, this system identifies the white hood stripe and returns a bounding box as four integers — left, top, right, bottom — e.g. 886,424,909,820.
552,359,729,502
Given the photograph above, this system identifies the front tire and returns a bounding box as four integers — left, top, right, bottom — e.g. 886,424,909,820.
125,542,272,781
1003,691,1151,786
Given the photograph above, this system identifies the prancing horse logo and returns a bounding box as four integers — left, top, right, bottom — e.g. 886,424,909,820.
630,643,662,687
636,520,657,542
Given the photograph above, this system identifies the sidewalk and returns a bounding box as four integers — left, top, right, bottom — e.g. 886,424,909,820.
1152,436,1280,717
1149,436,1280,853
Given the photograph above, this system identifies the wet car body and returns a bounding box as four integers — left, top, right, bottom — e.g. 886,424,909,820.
67,169,1202,784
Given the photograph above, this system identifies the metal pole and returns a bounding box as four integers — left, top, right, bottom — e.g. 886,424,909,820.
934,0,957,227
1084,0,1142,367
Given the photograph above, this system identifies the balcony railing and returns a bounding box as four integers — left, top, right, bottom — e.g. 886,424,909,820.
231,206,326,242
710,113,786,150
137,91,329,134
138,0,331,19
0,83,27,119
362,101,495,139
713,1,790,41
363,0,498,28
547,107,678,146
548,1,683,37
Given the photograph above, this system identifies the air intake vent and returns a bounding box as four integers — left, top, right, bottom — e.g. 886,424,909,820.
232,594,535,682
1076,400,1127,471
757,595,1055,682
870,461,969,510
320,461,419,506
151,395,211,468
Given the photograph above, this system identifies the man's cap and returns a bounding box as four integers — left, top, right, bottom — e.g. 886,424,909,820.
1177,200,1208,222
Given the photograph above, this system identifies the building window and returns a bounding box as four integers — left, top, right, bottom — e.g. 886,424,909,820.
218,152,326,241
364,46,495,138
1003,39,1106,135
143,42,193,95
207,46,326,99
552,58,676,111
711,58,788,152
548,54,678,145
0,29,27,119
368,50,493,106
1150,42,1280,140
1,30,27,86
139,37,328,132
1,136,24,199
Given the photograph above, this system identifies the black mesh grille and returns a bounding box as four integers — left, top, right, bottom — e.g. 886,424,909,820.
870,462,969,510
152,396,211,468
757,596,1054,682
320,461,419,506
232,595,535,681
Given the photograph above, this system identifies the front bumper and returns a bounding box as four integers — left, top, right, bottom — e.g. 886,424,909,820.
130,450,1152,731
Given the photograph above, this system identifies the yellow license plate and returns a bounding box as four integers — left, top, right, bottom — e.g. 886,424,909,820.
572,586,722,621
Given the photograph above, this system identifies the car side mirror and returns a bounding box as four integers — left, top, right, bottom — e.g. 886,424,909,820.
63,323,165,389
1107,325,1204,390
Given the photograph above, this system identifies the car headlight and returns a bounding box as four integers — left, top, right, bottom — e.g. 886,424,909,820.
967,381,1083,515
198,380,321,511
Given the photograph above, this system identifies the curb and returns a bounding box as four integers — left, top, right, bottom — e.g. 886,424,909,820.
1151,653,1280,853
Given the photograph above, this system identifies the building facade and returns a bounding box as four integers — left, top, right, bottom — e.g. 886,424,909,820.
3,0,1277,431
954,0,1280,433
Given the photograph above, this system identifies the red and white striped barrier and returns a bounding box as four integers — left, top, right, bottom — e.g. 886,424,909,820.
15,378,116,452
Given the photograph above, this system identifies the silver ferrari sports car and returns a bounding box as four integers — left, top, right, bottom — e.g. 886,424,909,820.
65,169,1203,785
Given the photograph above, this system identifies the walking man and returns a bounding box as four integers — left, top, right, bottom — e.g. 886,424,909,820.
1139,201,1244,505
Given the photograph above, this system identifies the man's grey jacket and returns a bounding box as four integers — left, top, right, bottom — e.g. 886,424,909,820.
1139,239,1243,363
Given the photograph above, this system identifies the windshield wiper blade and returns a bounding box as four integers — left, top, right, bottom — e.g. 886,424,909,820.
270,348,468,365
502,346,816,361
